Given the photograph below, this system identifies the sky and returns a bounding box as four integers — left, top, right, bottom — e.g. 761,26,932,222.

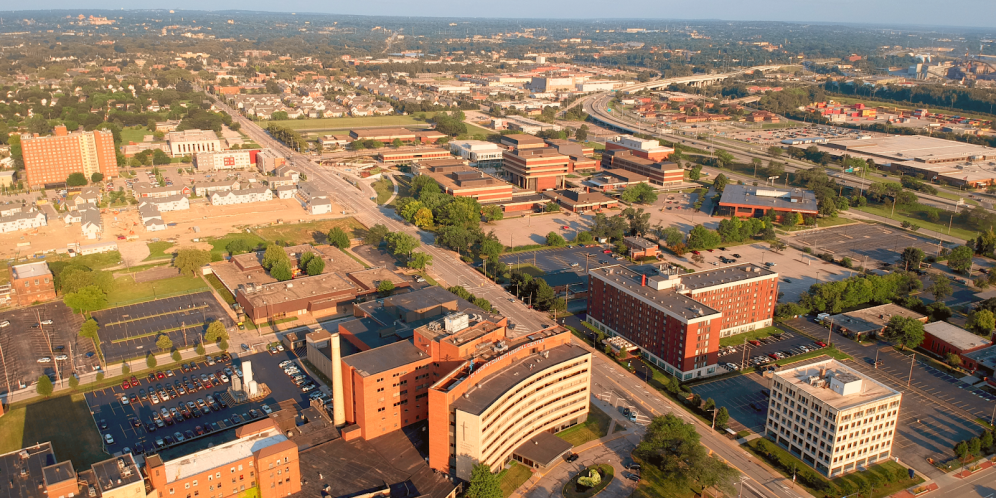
10,0,996,28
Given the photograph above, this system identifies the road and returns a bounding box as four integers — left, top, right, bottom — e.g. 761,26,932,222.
212,96,803,497
581,84,984,215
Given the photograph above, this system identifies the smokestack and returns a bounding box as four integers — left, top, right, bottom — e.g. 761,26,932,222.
331,332,345,426
641,274,646,287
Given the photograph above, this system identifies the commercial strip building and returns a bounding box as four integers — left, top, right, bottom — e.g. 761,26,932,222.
378,148,452,164
766,359,902,477
194,150,254,171
825,135,996,188
599,149,683,187
716,185,819,220
20,125,118,188
827,304,927,340
413,159,513,202
587,263,778,380
166,130,222,157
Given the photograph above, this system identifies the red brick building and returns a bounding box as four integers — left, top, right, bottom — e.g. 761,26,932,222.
600,149,683,186
922,321,992,371
502,147,570,191
587,263,778,381
604,135,673,161
414,159,514,202
378,148,452,164
21,125,118,188
9,262,56,306
717,185,819,220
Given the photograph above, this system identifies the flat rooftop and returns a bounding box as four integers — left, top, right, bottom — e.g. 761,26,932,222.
589,265,722,321
167,129,219,142
342,340,429,377
451,343,589,416
829,135,996,163
924,321,991,351
11,262,51,279
774,358,901,411
0,443,59,498
718,184,818,213
671,262,777,291
831,303,925,334
90,455,142,492
163,432,288,483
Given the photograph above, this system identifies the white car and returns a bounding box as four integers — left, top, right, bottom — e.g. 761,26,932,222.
40,319,53,325
37,357,51,363
260,404,273,415
0,320,9,327
55,355,68,361
104,434,114,445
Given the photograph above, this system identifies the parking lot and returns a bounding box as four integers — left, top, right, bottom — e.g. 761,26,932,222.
690,373,772,433
85,348,327,456
716,330,827,370
0,302,97,392
90,292,233,364
791,223,947,268
500,245,620,274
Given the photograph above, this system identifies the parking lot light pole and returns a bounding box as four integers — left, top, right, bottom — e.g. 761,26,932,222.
990,403,996,426
908,353,916,387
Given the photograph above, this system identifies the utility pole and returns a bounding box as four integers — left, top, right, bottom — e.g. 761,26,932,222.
826,316,834,347
908,353,916,387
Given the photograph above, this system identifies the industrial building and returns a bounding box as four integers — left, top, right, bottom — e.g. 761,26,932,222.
20,125,118,188
766,359,902,477
826,135,996,188
587,263,778,380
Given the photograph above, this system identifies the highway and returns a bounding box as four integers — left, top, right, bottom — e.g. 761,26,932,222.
212,98,802,497
582,78,982,215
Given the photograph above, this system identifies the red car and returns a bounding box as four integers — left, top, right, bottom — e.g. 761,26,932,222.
562,225,570,230
749,340,761,346
691,250,701,255
603,249,612,254
116,235,126,240
156,371,165,379
121,380,131,389
815,341,827,348
130,376,138,385
768,353,779,360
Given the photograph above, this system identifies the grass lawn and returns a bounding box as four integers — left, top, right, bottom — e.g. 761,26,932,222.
462,122,499,137
205,273,236,305
555,404,611,446
772,348,851,367
853,203,978,241
47,250,123,270
498,462,534,497
389,175,412,206
105,274,209,307
268,115,433,131
206,233,267,259
0,394,106,469
509,263,546,278
933,189,980,206
144,241,176,261
120,126,154,144
254,218,365,246
630,454,709,498
372,177,395,205
719,326,782,347
833,461,925,498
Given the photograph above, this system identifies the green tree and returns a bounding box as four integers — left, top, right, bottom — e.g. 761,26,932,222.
377,280,395,297
703,398,716,411
146,353,157,368
36,375,53,397
635,414,737,495
689,165,702,181
66,172,88,187
413,207,434,228
620,183,658,204
899,247,925,271
173,248,211,276
967,309,996,336
327,227,350,249
121,361,130,375
64,285,107,313
226,238,255,255
482,205,504,223
392,138,404,148
195,343,206,356
385,232,420,257
157,335,173,352
218,338,229,351
363,224,390,246
948,245,974,273
79,318,100,341
686,225,721,250
546,231,567,247
946,352,962,367
883,315,925,350
172,350,182,362
465,463,502,498
408,251,433,270
767,146,783,157
575,124,589,142
982,430,994,452
68,376,80,390
270,260,293,281
576,231,594,244
928,277,953,301
713,173,729,193
714,406,730,429
91,172,104,183
261,244,290,270
656,226,684,247
205,321,229,342
306,257,325,276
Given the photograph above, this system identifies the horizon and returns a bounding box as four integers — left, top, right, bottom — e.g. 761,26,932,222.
4,2,996,30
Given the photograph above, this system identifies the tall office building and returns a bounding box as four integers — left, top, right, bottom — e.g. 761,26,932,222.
21,125,118,188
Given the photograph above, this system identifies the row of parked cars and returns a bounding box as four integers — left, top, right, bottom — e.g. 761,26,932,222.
281,360,318,393
745,341,827,368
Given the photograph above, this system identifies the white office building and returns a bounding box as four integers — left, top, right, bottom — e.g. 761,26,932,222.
448,140,504,168
166,130,222,157
766,359,902,477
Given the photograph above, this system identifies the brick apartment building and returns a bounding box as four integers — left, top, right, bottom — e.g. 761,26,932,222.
413,159,514,202
20,125,118,188
587,263,778,380
9,262,56,306
600,149,683,187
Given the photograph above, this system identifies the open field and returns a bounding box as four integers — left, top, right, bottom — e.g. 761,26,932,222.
463,121,499,137
254,218,365,246
120,126,154,145
268,115,435,131
105,273,209,307
372,177,394,204
0,394,107,469
555,404,611,446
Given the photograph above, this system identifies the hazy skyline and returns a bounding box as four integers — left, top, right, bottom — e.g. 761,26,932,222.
7,0,996,29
